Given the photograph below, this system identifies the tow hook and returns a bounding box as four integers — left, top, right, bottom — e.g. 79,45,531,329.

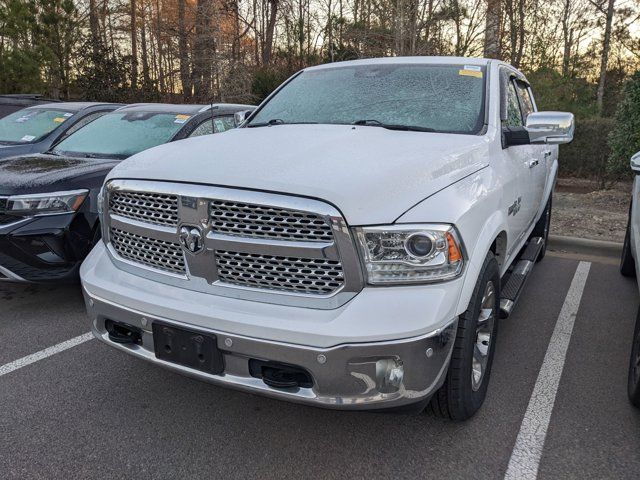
105,319,143,345
249,360,314,389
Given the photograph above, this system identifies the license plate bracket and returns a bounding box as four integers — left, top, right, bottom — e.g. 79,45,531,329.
152,322,224,375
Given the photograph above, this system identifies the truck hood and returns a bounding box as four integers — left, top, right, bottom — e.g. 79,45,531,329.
108,124,490,224
0,154,119,195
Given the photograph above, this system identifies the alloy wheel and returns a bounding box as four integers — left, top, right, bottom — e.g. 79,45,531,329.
472,281,496,391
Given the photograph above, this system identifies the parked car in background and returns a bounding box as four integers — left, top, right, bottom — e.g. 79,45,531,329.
0,102,123,160
0,94,60,119
619,151,640,408
81,57,574,420
0,102,254,283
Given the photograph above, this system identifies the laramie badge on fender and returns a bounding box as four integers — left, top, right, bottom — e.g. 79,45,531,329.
179,226,204,253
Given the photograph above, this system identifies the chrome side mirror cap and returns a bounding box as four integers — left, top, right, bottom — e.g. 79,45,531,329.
631,152,640,173
525,111,575,145
234,110,253,127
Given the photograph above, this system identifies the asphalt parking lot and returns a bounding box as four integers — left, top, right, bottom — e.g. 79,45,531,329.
1,249,639,479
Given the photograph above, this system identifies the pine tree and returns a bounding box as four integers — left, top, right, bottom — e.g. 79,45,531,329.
608,71,640,178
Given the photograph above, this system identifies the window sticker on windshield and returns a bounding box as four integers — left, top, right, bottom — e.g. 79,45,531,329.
15,116,30,123
459,68,483,78
174,114,191,124
63,112,73,117
53,117,67,123
21,135,36,142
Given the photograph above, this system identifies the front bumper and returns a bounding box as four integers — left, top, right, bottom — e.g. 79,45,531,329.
81,242,464,409
84,290,457,409
0,212,95,283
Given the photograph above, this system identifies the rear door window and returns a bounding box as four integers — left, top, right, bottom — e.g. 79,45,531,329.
504,81,524,128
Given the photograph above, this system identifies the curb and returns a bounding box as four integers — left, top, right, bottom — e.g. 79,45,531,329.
548,234,622,258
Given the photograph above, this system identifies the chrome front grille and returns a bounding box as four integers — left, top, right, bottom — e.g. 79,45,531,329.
105,180,362,309
216,251,344,294
109,191,179,227
210,200,333,242
110,227,185,274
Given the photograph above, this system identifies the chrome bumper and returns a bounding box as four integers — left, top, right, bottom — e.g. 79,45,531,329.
84,290,457,410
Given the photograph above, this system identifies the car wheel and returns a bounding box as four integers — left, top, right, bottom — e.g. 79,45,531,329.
629,309,640,408
620,202,636,277
430,251,500,421
531,194,552,262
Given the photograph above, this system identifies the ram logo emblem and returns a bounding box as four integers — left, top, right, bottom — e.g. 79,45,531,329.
179,226,204,254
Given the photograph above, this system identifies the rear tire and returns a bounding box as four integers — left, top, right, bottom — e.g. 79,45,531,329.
430,252,500,421
620,202,636,277
531,194,552,262
628,308,640,408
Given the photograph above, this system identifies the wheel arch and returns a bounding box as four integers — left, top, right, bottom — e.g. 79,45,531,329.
455,211,507,316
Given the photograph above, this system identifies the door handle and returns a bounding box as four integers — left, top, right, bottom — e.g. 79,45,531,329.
529,159,539,168
543,150,552,158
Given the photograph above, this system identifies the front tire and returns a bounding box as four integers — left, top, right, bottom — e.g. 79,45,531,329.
430,252,500,421
629,309,640,408
620,202,636,277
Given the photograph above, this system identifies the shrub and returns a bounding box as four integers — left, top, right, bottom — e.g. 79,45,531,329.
250,67,290,103
559,117,615,184
608,71,640,179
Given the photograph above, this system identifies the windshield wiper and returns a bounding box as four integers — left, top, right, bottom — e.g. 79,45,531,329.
247,119,318,128
352,119,435,132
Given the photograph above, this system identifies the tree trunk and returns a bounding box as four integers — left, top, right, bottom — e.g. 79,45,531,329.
130,0,138,89
596,0,615,114
483,0,501,59
262,0,278,65
178,0,192,98
140,0,151,91
515,0,525,67
561,0,571,76
89,0,101,56
193,0,214,99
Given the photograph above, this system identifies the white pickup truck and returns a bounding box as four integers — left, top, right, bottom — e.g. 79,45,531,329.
80,57,574,420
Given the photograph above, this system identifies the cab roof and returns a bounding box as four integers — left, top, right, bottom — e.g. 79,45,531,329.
305,56,494,71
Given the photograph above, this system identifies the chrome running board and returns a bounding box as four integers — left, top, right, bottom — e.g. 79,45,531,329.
499,237,544,318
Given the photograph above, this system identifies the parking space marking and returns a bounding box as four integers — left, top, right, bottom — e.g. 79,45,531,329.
504,261,591,480
0,332,94,378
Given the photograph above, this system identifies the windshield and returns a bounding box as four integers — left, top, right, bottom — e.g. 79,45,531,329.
52,111,189,158
249,64,486,134
0,108,75,144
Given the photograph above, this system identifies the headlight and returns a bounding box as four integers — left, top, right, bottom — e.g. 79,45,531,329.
2,189,88,216
354,224,465,284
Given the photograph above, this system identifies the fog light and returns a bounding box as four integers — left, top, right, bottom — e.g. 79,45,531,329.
376,358,404,393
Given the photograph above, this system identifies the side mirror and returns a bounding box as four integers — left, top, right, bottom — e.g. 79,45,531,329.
234,110,253,127
631,152,640,173
525,111,575,145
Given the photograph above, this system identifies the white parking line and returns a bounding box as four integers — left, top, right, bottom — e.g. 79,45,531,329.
504,261,591,480
0,332,94,378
